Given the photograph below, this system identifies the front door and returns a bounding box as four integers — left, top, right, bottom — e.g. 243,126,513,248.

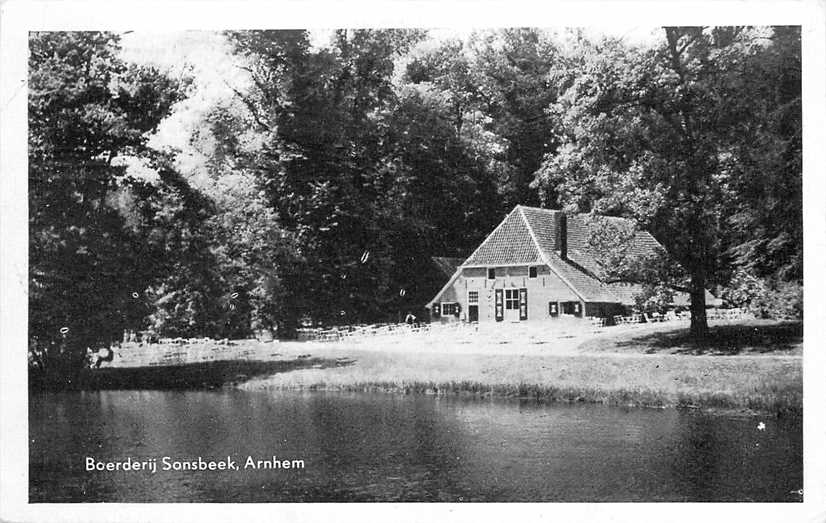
467,290,479,322
504,289,520,321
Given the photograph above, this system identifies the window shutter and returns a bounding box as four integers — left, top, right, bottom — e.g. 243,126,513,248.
433,304,440,318
494,289,504,322
519,288,528,320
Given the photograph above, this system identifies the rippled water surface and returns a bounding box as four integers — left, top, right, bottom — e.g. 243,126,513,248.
30,390,802,502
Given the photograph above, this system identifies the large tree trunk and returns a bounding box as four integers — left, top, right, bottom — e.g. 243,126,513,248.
689,271,709,339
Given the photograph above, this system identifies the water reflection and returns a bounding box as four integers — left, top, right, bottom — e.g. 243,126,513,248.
29,391,802,502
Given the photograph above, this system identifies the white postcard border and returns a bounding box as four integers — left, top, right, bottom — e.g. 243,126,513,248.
2,1,824,521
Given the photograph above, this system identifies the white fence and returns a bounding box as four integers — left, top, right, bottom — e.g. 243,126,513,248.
297,321,467,343
98,339,274,368
706,307,755,321
615,307,754,327
298,307,756,345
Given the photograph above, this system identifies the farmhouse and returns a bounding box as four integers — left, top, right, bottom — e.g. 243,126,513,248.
426,205,718,324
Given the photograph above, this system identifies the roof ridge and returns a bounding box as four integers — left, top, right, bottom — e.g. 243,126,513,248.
518,206,552,266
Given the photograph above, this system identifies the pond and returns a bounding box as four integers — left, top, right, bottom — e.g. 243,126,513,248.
29,390,802,502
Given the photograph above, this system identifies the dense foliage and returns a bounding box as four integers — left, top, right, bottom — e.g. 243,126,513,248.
533,27,802,336
29,32,189,384
29,27,802,383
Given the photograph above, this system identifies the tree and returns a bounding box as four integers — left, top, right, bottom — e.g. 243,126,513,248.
471,29,560,208
723,26,802,283
28,32,188,384
403,38,487,137
402,29,563,213
222,29,428,331
533,27,801,337
181,101,302,338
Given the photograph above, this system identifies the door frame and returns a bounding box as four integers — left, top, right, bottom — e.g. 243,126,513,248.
504,288,520,322
467,290,479,322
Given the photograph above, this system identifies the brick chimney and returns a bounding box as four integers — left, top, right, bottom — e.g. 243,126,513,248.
557,212,567,260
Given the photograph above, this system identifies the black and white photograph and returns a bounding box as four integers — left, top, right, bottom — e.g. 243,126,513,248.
1,0,825,520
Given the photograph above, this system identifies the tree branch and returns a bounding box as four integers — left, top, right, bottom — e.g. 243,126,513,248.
604,278,691,294
224,80,272,133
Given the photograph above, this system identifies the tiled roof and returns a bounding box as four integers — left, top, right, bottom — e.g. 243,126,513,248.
520,206,558,259
462,205,683,303
566,249,605,278
430,205,720,308
545,252,624,302
607,283,650,306
522,207,663,280
462,207,545,266
431,257,465,278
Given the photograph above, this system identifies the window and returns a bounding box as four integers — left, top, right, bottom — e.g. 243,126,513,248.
442,302,459,316
487,268,496,279
562,301,582,316
505,289,519,310
468,291,479,304
529,266,538,278
549,302,559,316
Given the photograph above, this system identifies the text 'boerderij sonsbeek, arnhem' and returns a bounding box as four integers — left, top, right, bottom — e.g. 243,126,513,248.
85,455,306,474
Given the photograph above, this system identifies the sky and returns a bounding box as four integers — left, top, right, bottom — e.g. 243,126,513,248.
120,31,247,153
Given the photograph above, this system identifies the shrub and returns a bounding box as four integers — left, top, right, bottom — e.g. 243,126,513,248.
633,283,676,314
721,270,802,320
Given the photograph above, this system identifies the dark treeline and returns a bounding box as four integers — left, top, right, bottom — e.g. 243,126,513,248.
28,28,801,382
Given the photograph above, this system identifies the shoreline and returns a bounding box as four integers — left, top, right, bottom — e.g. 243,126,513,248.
238,380,799,418
236,351,801,417
31,320,803,417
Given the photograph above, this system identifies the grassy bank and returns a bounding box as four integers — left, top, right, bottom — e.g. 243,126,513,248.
239,346,802,416
44,320,802,416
